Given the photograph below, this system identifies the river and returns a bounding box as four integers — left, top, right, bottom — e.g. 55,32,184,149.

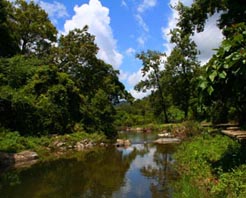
0,132,178,198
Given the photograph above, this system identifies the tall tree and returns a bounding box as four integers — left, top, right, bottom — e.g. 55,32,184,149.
52,27,131,136
135,50,169,123
175,0,246,35
0,0,19,57
53,26,98,78
165,29,199,118
12,0,57,56
176,0,246,124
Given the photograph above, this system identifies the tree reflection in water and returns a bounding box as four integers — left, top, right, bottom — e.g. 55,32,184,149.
140,144,178,198
0,135,178,198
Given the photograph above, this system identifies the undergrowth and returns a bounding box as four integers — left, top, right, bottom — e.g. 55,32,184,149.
173,133,246,198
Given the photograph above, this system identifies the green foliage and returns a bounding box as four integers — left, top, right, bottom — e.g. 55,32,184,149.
114,98,158,127
199,23,246,124
12,0,57,56
135,50,169,123
175,0,246,34
0,129,105,155
211,165,246,198
165,25,199,119
0,56,83,135
174,133,246,197
0,0,19,57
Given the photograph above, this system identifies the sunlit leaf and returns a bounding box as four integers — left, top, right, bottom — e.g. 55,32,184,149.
199,81,208,90
219,71,227,79
209,71,217,82
207,86,214,95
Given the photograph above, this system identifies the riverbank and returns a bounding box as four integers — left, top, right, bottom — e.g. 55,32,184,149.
0,130,108,169
173,132,246,198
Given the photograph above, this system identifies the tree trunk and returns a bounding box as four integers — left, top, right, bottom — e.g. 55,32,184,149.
156,76,169,123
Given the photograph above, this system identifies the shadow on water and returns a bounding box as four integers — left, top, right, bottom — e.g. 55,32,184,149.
0,132,178,198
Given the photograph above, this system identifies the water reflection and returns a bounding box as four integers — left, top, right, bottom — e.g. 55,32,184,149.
114,143,177,198
0,132,177,198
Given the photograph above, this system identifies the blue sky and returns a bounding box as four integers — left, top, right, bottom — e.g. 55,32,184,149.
28,0,223,98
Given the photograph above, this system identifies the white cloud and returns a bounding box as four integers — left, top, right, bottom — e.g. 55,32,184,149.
137,0,157,13
162,0,223,64
134,0,157,46
63,0,123,69
126,68,152,99
39,1,68,18
130,88,151,99
127,69,143,87
135,14,149,32
121,0,127,7
31,1,68,25
119,70,129,81
126,47,136,56
137,36,146,46
192,13,223,65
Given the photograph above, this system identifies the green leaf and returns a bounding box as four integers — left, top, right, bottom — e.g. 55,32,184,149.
224,64,229,69
219,71,227,79
207,86,214,95
199,81,208,90
209,71,217,82
223,43,232,52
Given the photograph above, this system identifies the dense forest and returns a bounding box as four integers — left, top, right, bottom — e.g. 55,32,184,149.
0,0,246,137
0,0,132,138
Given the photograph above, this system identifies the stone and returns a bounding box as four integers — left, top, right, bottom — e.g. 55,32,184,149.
154,138,181,144
75,142,84,151
13,150,39,163
115,139,131,147
100,142,105,147
0,150,39,168
158,132,173,138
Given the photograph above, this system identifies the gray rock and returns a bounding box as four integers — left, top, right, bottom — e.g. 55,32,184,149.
154,138,181,144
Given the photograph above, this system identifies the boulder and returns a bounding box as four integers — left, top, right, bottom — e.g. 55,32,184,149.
158,132,173,138
13,150,39,163
115,139,131,147
0,150,38,168
154,138,181,144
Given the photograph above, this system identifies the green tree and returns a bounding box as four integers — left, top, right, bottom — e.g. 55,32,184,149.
135,50,169,123
0,0,19,57
199,23,246,124
175,0,246,35
12,0,57,56
52,27,131,137
53,26,98,81
0,56,83,135
165,29,199,118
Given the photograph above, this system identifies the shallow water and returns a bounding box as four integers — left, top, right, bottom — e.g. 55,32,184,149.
0,132,177,198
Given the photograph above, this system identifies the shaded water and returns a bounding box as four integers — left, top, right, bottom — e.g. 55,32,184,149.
0,132,177,198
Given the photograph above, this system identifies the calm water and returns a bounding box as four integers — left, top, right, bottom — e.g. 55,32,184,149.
0,132,177,198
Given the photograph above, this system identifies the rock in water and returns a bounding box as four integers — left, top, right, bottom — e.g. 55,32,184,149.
13,150,39,163
115,139,131,147
154,138,181,144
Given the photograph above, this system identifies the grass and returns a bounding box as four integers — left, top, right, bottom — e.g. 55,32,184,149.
173,131,246,198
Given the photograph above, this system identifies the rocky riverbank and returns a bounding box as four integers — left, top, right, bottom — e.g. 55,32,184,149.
0,137,108,170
